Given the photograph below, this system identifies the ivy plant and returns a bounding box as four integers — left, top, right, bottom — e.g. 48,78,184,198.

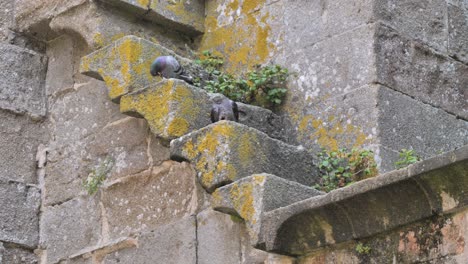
195,50,289,109
314,148,378,192
395,149,420,169
247,64,289,107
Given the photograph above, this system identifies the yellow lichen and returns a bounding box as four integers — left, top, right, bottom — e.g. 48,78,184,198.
238,132,255,166
199,0,274,73
93,33,105,48
229,182,256,224
167,117,190,137
137,0,149,7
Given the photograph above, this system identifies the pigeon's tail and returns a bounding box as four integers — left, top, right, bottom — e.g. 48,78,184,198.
174,64,193,84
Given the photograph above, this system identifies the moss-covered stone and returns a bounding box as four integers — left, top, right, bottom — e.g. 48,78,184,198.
171,121,320,192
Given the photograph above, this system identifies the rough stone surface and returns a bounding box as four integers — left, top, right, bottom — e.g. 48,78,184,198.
101,161,198,240
171,121,320,192
80,35,201,102
375,24,468,120
0,110,47,184
377,85,468,171
44,80,124,205
14,0,87,39
147,0,204,36
49,2,192,53
102,216,197,264
120,79,212,142
100,0,205,36
0,0,13,41
297,208,468,263
0,242,38,264
375,0,449,53
45,35,75,96
87,117,152,181
448,3,468,64
0,181,40,248
260,145,468,256
212,174,323,245
40,197,102,264
197,209,243,264
0,43,48,117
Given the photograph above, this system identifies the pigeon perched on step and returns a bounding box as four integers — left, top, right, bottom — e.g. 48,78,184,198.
150,55,193,84
211,97,239,123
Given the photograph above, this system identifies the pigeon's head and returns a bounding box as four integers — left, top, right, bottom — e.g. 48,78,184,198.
150,56,166,77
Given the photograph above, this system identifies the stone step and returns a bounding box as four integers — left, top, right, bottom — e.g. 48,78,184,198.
99,0,204,36
212,174,324,247
119,79,285,144
259,145,468,256
79,35,204,102
170,121,320,192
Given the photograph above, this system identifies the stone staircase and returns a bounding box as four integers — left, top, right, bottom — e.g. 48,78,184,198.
80,35,468,258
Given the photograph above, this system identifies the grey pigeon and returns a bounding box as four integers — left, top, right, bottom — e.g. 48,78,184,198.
150,55,193,84
211,97,239,123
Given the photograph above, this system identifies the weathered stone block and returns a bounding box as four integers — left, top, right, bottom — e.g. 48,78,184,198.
99,0,204,36
375,0,449,53
212,174,323,245
120,79,212,142
40,197,101,264
14,0,87,39
0,242,38,264
171,121,320,192
0,181,40,248
102,216,197,264
260,145,468,256
146,0,204,36
197,209,243,264
101,161,198,239
448,4,468,64
80,35,197,102
48,80,122,145
375,24,468,120
377,85,468,170
283,23,377,103
0,44,47,117
0,110,47,184
0,0,13,41
87,117,152,181
45,35,75,96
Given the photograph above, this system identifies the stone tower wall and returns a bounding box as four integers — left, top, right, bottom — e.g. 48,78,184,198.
0,0,467,264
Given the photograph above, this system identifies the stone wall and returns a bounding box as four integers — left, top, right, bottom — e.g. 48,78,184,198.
0,0,467,264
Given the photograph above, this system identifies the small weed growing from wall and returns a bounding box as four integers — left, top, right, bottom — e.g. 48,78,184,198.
204,73,250,102
83,156,114,195
195,50,289,109
314,148,378,192
395,149,420,169
355,242,371,255
195,50,224,75
247,64,289,106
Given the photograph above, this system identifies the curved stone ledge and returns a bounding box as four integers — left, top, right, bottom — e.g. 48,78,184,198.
260,145,468,256
120,79,212,142
100,0,204,36
170,121,320,192
80,35,197,102
212,174,323,246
